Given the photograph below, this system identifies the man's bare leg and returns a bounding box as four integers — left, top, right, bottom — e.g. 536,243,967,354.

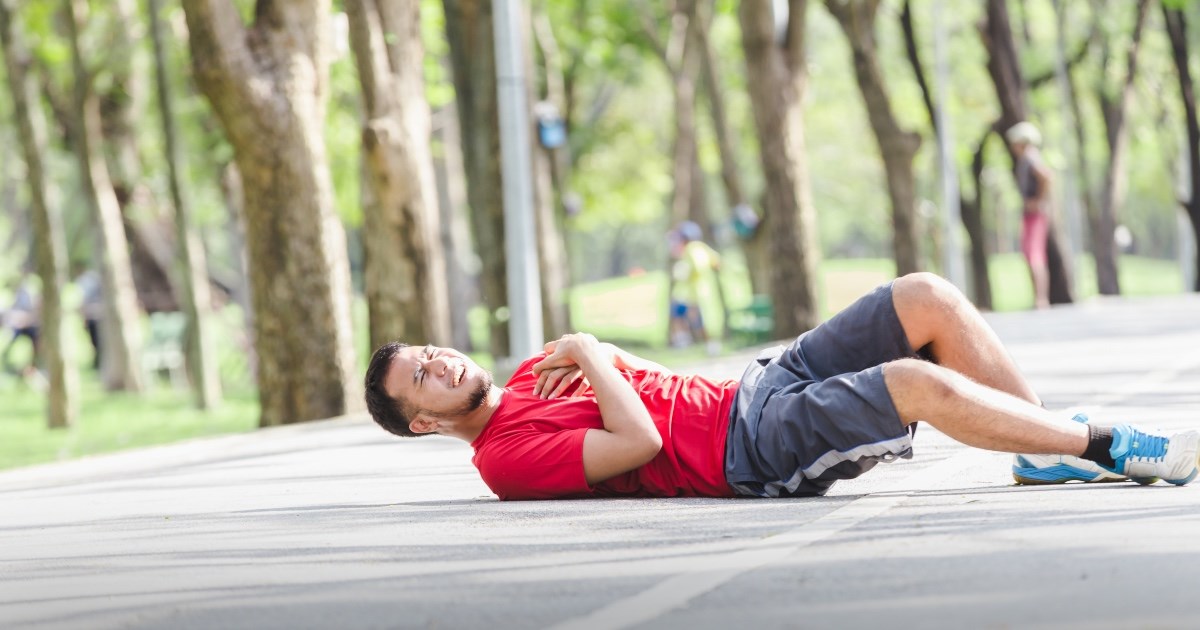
883,358,1086,455
892,273,1041,406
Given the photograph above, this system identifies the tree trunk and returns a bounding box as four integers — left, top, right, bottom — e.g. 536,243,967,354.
1164,4,1200,291
0,0,78,428
669,4,701,230
183,0,358,426
347,0,452,353
431,103,476,350
67,0,145,393
219,162,257,377
1094,0,1151,295
739,0,820,336
105,0,186,317
103,0,148,202
1056,1,1100,267
981,0,1074,304
149,0,222,409
443,0,510,358
692,0,747,213
524,5,570,339
899,1,992,307
826,0,921,276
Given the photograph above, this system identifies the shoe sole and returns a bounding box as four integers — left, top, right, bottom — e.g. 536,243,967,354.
1012,464,1127,485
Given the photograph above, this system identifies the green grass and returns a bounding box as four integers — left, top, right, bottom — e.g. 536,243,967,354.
1,254,1185,471
0,376,258,470
0,307,260,471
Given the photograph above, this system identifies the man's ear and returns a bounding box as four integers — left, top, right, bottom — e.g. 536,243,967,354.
409,414,438,435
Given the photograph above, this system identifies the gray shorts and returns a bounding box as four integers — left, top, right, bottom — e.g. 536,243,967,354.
724,281,924,498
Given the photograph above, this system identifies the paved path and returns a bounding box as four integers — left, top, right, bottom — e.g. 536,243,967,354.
3,295,1200,629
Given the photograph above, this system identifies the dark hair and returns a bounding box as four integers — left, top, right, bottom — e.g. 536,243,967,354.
364,341,425,438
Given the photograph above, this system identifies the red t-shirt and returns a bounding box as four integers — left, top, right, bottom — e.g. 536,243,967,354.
470,355,738,500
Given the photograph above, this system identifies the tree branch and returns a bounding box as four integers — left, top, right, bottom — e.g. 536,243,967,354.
180,0,264,133
899,0,937,134
636,1,670,64
1028,26,1093,89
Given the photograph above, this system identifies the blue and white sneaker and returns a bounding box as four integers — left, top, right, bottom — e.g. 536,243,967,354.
1012,453,1128,485
1013,413,1128,485
1102,425,1200,486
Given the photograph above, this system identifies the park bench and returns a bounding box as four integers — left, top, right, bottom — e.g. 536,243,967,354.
727,294,774,347
144,311,187,388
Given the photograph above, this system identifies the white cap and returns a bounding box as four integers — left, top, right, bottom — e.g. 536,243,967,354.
1006,121,1042,147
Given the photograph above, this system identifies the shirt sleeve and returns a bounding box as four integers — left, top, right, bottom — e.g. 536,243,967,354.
475,428,592,500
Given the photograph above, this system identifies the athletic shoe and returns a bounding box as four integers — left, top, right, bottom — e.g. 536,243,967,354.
1012,453,1128,485
1013,413,1128,485
1103,425,1200,486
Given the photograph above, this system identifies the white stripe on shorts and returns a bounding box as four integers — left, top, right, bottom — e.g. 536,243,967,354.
764,435,913,497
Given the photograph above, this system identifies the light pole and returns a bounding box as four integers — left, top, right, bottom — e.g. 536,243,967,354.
493,0,544,363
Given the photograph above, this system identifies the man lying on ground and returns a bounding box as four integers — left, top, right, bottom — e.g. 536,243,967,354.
363,273,1200,500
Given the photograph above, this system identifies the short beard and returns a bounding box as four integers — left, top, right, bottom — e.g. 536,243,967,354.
446,369,493,417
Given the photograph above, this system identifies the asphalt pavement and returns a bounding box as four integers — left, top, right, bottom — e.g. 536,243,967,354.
3,293,1199,630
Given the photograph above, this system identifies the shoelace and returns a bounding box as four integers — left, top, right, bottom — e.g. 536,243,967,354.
1125,430,1168,462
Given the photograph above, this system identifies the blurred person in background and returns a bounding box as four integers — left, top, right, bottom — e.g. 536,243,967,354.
1006,122,1053,309
2,271,41,377
668,221,722,355
76,269,104,370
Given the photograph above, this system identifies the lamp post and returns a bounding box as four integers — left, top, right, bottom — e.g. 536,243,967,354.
494,0,544,363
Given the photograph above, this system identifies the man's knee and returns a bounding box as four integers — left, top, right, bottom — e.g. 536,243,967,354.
893,273,971,328
882,358,958,405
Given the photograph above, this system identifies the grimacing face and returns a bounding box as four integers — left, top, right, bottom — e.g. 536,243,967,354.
383,345,492,427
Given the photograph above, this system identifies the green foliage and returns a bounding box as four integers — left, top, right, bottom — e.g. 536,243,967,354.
327,46,363,227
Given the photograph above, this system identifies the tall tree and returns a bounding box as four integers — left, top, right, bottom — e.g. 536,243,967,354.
739,0,820,336
691,0,748,221
148,0,222,409
525,5,570,339
430,102,476,351
182,0,358,425
641,0,708,233
1055,0,1099,287
1093,0,1151,295
899,1,991,308
825,0,922,276
980,0,1074,304
443,0,510,358
346,0,452,352
66,0,145,392
0,0,77,428
1164,2,1200,291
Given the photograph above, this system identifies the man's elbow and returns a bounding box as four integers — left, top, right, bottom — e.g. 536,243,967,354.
637,428,664,461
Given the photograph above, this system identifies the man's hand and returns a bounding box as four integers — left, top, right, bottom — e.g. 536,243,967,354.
532,333,608,399
533,333,661,485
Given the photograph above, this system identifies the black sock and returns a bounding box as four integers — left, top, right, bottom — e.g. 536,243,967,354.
1082,424,1116,469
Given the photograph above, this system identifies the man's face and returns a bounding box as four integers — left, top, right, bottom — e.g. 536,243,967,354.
384,345,493,427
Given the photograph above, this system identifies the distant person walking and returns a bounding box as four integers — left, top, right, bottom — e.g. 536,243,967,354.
1006,122,1053,309
77,269,103,370
667,221,722,355
2,272,41,376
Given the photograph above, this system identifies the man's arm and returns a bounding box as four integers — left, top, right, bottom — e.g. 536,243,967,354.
603,342,672,375
531,341,672,399
533,334,663,485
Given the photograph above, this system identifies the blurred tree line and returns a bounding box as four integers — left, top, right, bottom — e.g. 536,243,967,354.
0,0,1197,430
